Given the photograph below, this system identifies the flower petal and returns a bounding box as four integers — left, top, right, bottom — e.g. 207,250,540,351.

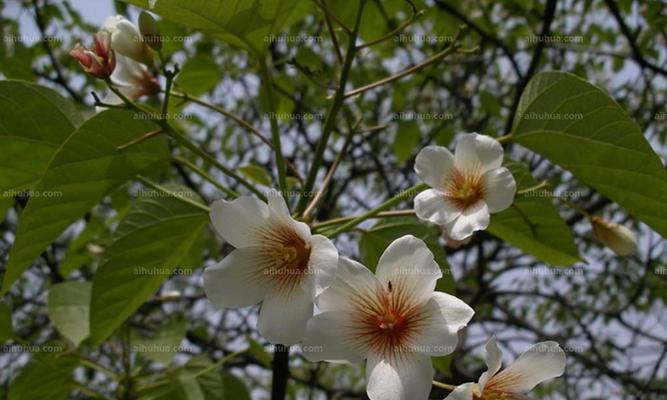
376,235,442,305
444,383,476,400
491,341,566,393
209,196,269,248
454,133,504,173
302,310,364,363
410,292,474,356
482,167,516,213
317,257,378,313
478,336,503,392
257,288,313,345
203,248,268,308
267,189,291,221
415,145,455,190
301,234,338,298
414,189,461,226
366,352,434,400
445,201,490,240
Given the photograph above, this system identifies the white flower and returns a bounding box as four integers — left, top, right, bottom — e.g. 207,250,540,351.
445,336,566,400
102,15,152,64
302,235,474,400
100,54,159,106
203,190,338,345
591,216,637,256
414,133,516,240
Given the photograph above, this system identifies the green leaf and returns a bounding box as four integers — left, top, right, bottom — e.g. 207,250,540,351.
0,301,12,342
222,371,251,400
176,55,221,96
47,281,92,347
392,121,420,163
358,217,454,292
186,357,225,400
9,353,78,400
120,0,311,55
513,71,667,238
247,337,271,367
89,186,208,345
488,160,581,266
239,164,272,187
0,80,82,193
134,316,187,365
1,109,168,294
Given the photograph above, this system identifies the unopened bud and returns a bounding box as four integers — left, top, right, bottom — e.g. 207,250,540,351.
139,11,162,51
591,217,637,256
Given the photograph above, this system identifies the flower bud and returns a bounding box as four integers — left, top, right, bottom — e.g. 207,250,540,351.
138,11,162,51
591,216,637,256
102,15,153,64
69,31,116,79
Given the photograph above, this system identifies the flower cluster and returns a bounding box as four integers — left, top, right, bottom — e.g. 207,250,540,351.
70,14,159,105
202,134,568,400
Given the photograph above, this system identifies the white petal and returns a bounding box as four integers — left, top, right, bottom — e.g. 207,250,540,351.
203,248,268,308
445,202,490,240
454,133,504,173
302,234,339,298
376,235,442,305
411,292,474,356
209,196,269,248
366,352,434,400
302,310,364,363
267,189,291,221
414,189,461,226
492,341,566,393
482,167,516,213
257,288,313,345
444,383,476,400
478,336,503,392
414,145,455,190
316,257,378,313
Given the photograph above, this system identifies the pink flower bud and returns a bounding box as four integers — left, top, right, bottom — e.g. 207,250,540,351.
70,31,116,79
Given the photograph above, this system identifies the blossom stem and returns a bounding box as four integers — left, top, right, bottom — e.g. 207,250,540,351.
343,27,467,98
296,0,367,213
171,155,239,198
258,57,288,194
168,90,303,182
325,183,427,237
103,81,266,201
357,9,424,50
302,118,361,220
137,176,211,213
312,210,415,232
432,380,457,391
271,344,290,400
517,180,548,195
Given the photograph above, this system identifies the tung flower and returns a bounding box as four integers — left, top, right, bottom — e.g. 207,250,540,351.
414,133,516,240
69,31,116,79
101,53,160,105
102,15,153,64
445,336,566,400
302,235,474,400
591,216,637,256
203,190,338,345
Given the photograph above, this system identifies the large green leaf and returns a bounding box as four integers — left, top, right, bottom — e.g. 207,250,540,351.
0,80,82,193
513,71,667,238
9,353,78,400
120,0,311,55
47,281,92,346
358,217,454,293
1,109,167,294
89,187,208,345
488,160,581,266
0,301,12,342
